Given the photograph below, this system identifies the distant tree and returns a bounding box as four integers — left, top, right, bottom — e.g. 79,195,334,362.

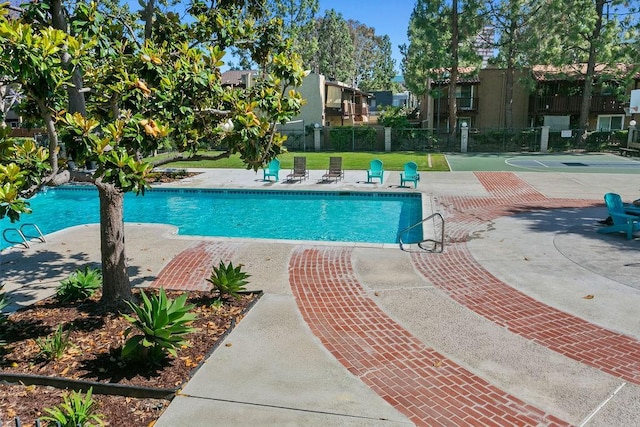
317,9,355,82
402,0,484,136
534,0,639,133
486,0,545,128
347,21,396,92
231,0,319,70
267,0,319,69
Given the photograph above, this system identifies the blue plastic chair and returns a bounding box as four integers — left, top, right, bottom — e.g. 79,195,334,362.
263,158,280,181
400,161,420,188
367,159,384,183
598,192,640,240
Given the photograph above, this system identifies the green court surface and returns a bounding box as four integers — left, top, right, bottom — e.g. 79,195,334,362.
445,152,640,174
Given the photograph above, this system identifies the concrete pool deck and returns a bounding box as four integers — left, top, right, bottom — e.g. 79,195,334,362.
2,168,640,426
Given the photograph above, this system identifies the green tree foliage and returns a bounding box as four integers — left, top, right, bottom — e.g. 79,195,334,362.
532,0,639,131
402,0,484,134
229,0,319,70
316,9,355,83
0,1,306,308
486,0,545,128
347,20,396,92
266,0,319,69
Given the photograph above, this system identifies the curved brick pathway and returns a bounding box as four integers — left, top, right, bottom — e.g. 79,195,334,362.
150,241,238,291
413,172,640,385
289,246,567,427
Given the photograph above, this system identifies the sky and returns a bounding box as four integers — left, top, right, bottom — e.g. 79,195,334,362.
318,0,413,73
124,0,415,72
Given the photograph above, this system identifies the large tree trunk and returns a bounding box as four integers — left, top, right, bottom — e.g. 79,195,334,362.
143,0,155,41
448,0,459,141
38,99,59,173
96,181,132,306
504,20,517,129
578,0,605,137
51,0,87,116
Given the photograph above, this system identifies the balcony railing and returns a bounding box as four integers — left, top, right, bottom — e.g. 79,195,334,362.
434,97,479,115
530,95,624,114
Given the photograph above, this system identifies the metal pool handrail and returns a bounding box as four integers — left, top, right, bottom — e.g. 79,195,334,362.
3,223,46,249
398,213,445,253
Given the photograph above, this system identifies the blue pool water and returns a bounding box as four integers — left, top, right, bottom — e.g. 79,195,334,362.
1,187,423,249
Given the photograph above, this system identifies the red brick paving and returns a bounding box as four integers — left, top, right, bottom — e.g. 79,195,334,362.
150,241,238,291
289,246,568,426
413,172,640,386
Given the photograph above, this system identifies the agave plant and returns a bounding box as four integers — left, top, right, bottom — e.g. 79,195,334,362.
121,288,197,364
56,266,102,303
207,261,251,300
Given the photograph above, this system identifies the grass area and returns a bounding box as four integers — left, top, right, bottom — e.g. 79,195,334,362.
149,151,450,171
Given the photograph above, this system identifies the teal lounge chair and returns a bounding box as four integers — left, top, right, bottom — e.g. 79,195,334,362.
367,159,384,183
598,192,640,240
400,161,420,188
263,158,280,181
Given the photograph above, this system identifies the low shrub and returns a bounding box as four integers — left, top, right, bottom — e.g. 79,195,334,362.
56,266,102,303
36,324,72,361
43,387,105,427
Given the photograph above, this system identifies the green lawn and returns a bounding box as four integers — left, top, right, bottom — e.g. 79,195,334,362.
149,151,450,171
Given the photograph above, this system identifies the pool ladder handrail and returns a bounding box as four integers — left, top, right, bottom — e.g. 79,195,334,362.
3,223,46,248
398,212,445,253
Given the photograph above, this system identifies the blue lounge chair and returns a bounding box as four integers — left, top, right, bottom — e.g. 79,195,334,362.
598,192,640,240
367,159,384,183
263,158,280,181
400,161,420,188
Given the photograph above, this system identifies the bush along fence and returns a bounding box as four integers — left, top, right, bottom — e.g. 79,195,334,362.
277,125,633,153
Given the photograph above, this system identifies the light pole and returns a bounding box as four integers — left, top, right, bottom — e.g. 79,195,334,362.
628,119,637,148
460,121,469,153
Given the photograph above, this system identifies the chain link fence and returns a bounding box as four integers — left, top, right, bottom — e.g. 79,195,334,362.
279,125,630,154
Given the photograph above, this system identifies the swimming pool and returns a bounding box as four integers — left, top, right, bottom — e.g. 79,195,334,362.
1,186,423,249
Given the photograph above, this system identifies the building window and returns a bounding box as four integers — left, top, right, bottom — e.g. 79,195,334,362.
596,115,624,131
456,85,474,110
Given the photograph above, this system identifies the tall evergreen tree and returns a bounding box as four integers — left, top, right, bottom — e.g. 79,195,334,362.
487,0,544,128
402,0,484,136
535,0,639,132
316,9,355,82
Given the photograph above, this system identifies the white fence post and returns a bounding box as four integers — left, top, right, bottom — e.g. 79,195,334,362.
384,127,391,152
460,123,469,153
314,125,321,151
540,126,550,153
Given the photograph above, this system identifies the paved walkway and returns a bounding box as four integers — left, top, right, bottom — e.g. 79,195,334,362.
3,166,640,426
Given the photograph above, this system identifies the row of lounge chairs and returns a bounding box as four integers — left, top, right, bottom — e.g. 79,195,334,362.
262,157,420,187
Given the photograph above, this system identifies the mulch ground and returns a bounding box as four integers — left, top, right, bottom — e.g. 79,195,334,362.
0,289,259,426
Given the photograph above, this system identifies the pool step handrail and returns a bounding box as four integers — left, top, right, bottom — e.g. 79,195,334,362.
398,213,444,253
3,223,46,249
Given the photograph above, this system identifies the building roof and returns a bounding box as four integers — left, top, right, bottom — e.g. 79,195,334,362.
432,67,480,84
325,80,371,97
220,70,258,86
532,64,640,81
